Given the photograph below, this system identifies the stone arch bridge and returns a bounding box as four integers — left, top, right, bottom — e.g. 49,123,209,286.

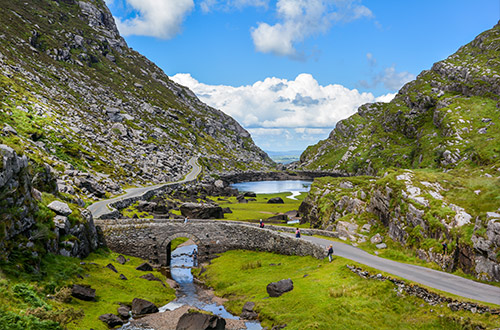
95,219,325,266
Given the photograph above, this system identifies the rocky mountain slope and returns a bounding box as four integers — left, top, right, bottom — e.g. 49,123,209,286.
295,22,500,281
297,21,500,175
0,0,273,267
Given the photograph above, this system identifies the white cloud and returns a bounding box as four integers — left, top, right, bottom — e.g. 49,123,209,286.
200,0,269,13
359,53,415,92
113,0,194,39
251,0,372,57
172,73,394,150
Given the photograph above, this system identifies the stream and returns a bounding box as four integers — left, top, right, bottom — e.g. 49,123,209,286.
121,244,262,330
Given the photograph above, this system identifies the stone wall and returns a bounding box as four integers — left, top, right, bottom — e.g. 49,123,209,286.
96,219,326,265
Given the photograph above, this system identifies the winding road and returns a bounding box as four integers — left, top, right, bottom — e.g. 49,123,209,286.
284,232,500,305
88,157,201,219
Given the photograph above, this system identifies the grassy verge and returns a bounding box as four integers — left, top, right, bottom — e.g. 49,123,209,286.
0,249,175,330
211,192,306,222
196,250,500,330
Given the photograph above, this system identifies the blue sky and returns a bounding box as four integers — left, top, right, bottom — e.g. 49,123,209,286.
105,0,499,152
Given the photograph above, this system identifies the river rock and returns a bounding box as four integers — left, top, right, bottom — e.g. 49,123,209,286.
179,203,223,219
117,306,131,320
48,201,72,216
131,298,158,316
71,284,95,301
266,278,294,297
176,311,226,330
241,301,258,320
136,262,153,271
99,313,124,327
267,197,284,204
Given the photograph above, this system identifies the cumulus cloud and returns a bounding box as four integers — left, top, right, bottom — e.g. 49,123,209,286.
200,0,269,12
251,0,372,57
171,73,394,151
113,0,194,39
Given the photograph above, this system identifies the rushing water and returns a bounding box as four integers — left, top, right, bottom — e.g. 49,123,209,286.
121,244,262,330
231,180,312,195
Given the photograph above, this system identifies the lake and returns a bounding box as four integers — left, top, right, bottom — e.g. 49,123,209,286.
230,180,313,194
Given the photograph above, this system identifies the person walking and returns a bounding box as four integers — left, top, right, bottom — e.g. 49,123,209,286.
295,228,301,238
184,216,189,224
259,219,264,228
192,249,198,267
327,244,334,262
442,242,448,255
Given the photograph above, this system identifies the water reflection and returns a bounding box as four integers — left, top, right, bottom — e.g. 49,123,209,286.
231,180,312,194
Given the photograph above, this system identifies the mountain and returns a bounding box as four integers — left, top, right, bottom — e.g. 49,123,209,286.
0,0,274,194
294,22,500,282
296,21,500,175
0,0,274,264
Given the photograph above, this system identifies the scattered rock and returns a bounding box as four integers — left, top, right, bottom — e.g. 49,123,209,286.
266,279,294,297
241,301,258,320
99,313,124,327
117,306,131,320
176,310,226,330
71,284,95,301
267,197,284,204
119,274,128,280
106,263,118,273
116,255,126,264
179,203,224,219
136,262,153,271
243,192,257,197
376,243,387,249
139,273,165,286
131,298,158,316
47,201,72,216
370,233,384,244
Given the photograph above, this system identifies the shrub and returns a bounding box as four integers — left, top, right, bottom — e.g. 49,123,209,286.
12,284,49,309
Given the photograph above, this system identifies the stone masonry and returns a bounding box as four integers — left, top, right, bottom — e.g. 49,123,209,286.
96,219,326,265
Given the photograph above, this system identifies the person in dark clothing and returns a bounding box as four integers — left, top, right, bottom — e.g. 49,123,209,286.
295,228,301,238
192,249,198,266
442,242,448,255
327,244,334,262
259,219,264,228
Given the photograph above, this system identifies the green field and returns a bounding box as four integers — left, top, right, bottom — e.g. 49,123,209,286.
197,250,500,330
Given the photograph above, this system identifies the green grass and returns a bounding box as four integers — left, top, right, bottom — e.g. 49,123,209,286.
0,249,176,330
211,192,306,222
197,250,500,330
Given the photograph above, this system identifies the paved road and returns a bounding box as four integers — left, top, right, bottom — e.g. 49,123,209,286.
285,233,500,305
88,157,201,219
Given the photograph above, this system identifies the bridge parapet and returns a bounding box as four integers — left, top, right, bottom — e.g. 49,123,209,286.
96,219,326,265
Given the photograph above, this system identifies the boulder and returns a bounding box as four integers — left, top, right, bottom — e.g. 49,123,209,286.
99,313,124,328
267,197,284,204
71,284,95,301
53,215,70,235
176,311,226,330
180,203,223,219
136,262,153,271
376,243,387,249
48,201,72,216
241,301,258,320
370,233,384,244
222,207,232,214
117,306,131,320
266,279,293,297
132,298,158,316
243,192,257,197
116,255,126,264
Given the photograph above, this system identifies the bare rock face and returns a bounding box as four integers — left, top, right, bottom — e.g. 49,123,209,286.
176,311,226,330
180,203,224,219
131,298,158,316
266,279,294,297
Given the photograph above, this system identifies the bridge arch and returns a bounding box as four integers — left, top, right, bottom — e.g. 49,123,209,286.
159,232,203,266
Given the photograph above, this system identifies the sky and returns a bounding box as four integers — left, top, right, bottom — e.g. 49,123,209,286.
105,0,499,152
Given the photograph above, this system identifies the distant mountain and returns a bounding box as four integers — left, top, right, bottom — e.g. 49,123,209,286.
265,150,303,164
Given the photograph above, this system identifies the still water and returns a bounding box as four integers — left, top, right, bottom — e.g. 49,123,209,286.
231,180,313,194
